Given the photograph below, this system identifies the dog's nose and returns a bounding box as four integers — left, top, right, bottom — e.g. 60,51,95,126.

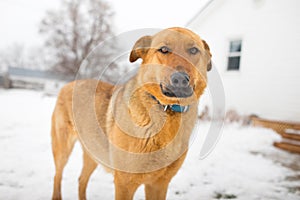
170,72,190,88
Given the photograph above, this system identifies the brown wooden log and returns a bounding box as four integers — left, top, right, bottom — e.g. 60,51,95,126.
282,132,300,141
273,142,300,154
252,117,300,135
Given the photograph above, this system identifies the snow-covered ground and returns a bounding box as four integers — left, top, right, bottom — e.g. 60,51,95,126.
0,89,299,200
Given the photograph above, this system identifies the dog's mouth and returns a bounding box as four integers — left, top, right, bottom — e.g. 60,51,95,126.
160,83,193,98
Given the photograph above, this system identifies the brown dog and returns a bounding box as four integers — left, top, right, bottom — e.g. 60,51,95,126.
51,27,212,200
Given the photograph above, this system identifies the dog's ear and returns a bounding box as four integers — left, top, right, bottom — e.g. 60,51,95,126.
202,40,212,71
130,36,152,62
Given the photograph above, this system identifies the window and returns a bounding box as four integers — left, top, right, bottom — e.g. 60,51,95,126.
227,40,242,71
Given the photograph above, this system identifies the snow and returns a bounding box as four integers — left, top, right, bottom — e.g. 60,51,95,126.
0,89,299,200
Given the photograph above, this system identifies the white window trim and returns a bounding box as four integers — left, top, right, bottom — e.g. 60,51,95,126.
228,52,241,57
226,39,242,71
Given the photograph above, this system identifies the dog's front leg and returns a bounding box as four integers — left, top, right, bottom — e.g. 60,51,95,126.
145,180,169,200
114,172,139,200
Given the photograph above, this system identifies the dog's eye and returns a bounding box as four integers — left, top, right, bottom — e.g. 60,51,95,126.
158,46,171,54
189,47,200,55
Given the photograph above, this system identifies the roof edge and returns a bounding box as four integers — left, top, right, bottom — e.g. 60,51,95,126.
185,0,216,27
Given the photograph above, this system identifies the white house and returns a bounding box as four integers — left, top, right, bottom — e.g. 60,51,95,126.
188,0,300,123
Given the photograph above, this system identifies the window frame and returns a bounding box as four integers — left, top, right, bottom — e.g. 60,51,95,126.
227,39,242,71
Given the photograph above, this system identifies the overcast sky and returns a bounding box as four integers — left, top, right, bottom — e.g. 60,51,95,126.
0,0,208,48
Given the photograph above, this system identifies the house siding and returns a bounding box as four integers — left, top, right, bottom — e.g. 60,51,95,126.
189,0,300,122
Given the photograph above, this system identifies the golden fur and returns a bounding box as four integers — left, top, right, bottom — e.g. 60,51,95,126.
51,27,212,200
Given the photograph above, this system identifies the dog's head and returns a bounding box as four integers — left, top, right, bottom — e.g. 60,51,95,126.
129,27,212,106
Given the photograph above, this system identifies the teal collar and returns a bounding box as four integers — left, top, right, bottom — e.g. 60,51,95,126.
164,104,190,113
150,95,190,113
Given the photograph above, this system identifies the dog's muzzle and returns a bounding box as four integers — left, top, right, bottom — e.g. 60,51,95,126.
161,72,193,98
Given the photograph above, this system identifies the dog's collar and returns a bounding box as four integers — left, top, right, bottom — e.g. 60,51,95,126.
150,95,190,113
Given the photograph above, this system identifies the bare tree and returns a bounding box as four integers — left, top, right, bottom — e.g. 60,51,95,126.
39,0,115,77
0,43,25,70
0,44,57,72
